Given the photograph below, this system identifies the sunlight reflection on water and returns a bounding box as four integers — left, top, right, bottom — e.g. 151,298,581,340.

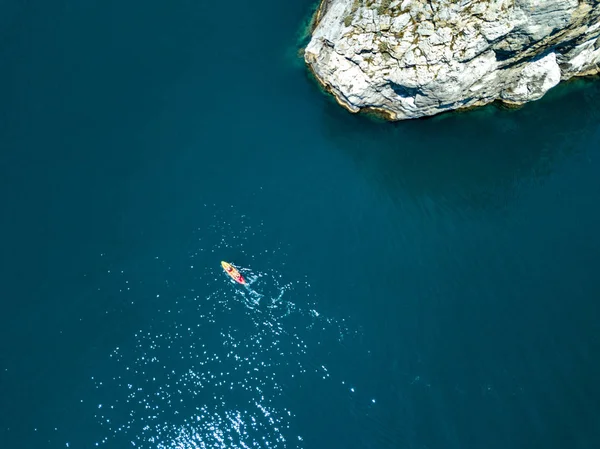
90,207,360,448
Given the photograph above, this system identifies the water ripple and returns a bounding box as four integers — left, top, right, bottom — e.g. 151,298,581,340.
89,208,357,448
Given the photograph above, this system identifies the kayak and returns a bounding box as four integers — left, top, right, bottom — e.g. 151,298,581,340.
221,261,246,284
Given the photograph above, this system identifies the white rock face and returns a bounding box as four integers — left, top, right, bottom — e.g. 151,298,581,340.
304,0,600,120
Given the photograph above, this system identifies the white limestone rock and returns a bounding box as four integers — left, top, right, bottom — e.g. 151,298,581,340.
501,52,562,102
304,0,600,120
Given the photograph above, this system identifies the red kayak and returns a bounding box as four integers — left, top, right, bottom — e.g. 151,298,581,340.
221,261,246,284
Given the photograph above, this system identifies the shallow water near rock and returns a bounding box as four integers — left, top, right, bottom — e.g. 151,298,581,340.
1,1,600,449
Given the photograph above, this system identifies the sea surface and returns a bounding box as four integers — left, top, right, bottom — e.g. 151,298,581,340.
1,1,600,448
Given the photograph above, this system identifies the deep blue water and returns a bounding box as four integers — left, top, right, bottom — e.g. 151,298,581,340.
1,1,600,448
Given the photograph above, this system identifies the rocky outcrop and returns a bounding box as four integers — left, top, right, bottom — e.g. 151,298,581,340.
304,0,600,120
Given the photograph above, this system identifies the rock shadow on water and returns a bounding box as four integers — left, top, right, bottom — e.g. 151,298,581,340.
306,76,600,449
317,77,600,213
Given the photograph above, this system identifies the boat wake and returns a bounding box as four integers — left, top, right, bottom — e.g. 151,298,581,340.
85,207,361,449
225,264,295,311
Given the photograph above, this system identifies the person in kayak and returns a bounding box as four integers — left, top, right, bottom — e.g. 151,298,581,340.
221,261,246,284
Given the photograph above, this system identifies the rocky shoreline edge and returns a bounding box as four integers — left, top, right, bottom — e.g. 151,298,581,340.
303,0,600,120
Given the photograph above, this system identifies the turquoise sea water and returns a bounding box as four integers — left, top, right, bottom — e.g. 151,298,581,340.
1,1,600,448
